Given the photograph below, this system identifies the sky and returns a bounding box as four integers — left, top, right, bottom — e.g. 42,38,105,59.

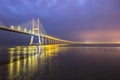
0,0,120,42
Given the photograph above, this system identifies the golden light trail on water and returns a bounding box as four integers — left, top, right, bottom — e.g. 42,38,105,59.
7,44,69,80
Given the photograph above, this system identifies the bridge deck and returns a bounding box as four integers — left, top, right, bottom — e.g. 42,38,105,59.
0,26,31,35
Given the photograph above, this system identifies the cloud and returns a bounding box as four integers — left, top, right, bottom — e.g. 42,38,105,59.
0,0,120,41
75,28,120,42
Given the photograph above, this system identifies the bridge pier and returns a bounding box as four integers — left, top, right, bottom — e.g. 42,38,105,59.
41,37,60,45
48,38,51,44
45,38,47,44
51,39,53,44
54,40,56,44
47,38,49,44
49,39,52,44
41,37,44,45
43,37,46,45
51,40,54,44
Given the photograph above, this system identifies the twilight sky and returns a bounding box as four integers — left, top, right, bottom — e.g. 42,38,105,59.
0,0,120,42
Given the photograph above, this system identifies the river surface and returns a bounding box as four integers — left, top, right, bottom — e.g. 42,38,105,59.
0,45,120,80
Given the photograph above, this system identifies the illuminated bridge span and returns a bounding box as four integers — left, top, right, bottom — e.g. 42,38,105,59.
0,18,77,45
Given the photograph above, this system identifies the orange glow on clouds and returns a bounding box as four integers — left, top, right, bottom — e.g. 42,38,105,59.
78,29,120,42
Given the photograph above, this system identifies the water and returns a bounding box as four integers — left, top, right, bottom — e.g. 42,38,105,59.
0,45,120,80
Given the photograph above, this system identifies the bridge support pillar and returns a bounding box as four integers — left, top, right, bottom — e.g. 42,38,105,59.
50,39,52,44
54,40,56,44
43,37,45,45
48,38,50,44
41,37,43,44
44,37,47,45
29,18,41,45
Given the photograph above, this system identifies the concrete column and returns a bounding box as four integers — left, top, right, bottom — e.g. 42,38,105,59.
49,39,51,44
55,40,57,44
45,38,48,45
43,37,45,45
50,39,52,44
51,39,53,44
54,40,55,44
49,39,52,44
48,38,50,44
41,37,43,44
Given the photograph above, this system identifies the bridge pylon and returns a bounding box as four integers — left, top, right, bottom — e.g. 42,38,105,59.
29,18,41,45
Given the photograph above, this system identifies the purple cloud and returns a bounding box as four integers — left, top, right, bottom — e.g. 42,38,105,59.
0,0,120,41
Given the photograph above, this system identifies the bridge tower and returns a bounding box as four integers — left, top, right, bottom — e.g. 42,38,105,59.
29,18,41,45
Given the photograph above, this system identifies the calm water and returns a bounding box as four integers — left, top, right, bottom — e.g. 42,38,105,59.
1,45,120,80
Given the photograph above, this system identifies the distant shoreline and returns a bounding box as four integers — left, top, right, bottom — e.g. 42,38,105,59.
66,44,120,47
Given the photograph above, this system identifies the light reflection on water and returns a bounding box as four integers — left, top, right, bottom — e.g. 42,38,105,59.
1,45,120,80
0,45,68,80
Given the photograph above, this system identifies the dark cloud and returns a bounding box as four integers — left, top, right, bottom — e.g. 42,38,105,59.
0,0,120,41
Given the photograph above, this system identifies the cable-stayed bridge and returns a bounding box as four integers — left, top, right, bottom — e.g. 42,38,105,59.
1,18,120,45
0,18,76,45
